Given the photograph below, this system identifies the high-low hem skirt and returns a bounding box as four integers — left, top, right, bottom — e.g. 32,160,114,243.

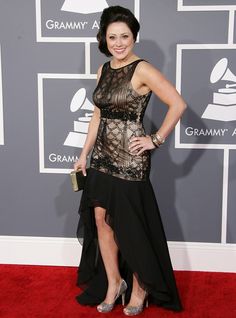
76,167,183,312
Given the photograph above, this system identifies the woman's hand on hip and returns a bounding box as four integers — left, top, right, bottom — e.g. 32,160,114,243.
129,135,155,155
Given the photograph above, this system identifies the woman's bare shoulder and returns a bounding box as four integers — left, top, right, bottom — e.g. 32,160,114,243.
137,60,162,77
96,64,105,82
97,64,103,76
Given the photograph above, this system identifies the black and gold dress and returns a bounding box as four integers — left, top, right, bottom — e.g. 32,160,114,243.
76,59,182,312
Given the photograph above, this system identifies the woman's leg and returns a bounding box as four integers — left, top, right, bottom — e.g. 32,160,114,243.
127,274,146,306
94,206,122,304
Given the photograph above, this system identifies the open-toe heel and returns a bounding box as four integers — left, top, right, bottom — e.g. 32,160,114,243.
97,279,127,313
123,292,148,316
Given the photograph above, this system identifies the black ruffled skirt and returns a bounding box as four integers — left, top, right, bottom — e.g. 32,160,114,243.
76,167,182,312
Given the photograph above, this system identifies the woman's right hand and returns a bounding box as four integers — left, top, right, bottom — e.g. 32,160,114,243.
73,154,87,176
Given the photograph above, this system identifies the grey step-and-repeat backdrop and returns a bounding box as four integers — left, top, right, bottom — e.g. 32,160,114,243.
0,1,236,266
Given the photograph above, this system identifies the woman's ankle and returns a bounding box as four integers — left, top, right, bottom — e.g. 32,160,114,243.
107,276,122,286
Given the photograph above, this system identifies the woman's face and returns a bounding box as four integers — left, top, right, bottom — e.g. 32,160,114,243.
106,22,135,61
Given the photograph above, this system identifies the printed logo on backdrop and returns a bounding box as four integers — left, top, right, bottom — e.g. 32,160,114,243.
177,49,236,148
63,87,94,148
202,58,236,122
0,46,4,145
35,0,140,42
38,74,96,173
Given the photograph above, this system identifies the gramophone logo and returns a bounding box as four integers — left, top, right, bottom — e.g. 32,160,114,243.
61,0,109,14
202,58,236,122
38,75,97,173
64,88,94,148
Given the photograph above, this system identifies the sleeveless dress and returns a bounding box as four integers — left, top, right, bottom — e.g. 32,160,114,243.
76,59,183,312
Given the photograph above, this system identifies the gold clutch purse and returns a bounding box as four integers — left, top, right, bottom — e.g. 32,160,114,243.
70,169,88,192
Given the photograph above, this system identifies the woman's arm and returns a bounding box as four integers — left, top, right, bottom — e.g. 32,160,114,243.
79,105,101,158
139,61,186,139
129,61,187,155
73,65,103,174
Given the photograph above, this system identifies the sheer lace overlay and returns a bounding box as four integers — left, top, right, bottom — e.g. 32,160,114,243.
91,60,152,181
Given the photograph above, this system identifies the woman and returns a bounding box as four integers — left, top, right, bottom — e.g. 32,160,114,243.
74,5,186,316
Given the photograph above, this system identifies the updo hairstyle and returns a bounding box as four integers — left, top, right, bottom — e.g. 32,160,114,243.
97,6,140,57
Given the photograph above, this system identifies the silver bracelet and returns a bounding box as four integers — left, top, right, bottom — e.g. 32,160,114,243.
150,134,161,148
156,133,165,144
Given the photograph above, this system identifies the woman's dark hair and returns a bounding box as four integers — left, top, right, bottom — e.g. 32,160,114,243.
97,6,140,57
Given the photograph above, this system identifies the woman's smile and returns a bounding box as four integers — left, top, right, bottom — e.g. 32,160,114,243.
114,48,126,54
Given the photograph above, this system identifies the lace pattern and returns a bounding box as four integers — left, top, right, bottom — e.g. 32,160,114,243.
91,60,152,181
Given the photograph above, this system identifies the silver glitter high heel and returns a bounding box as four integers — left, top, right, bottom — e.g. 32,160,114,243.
97,279,127,313
123,292,148,316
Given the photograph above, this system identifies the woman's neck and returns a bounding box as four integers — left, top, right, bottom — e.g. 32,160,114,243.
111,54,139,68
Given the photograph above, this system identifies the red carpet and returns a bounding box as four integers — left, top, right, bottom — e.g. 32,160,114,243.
0,265,235,318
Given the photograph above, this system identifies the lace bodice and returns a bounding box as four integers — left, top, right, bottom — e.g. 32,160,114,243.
90,59,152,181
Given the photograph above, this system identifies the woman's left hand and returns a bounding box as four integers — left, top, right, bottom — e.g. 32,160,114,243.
129,135,156,155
